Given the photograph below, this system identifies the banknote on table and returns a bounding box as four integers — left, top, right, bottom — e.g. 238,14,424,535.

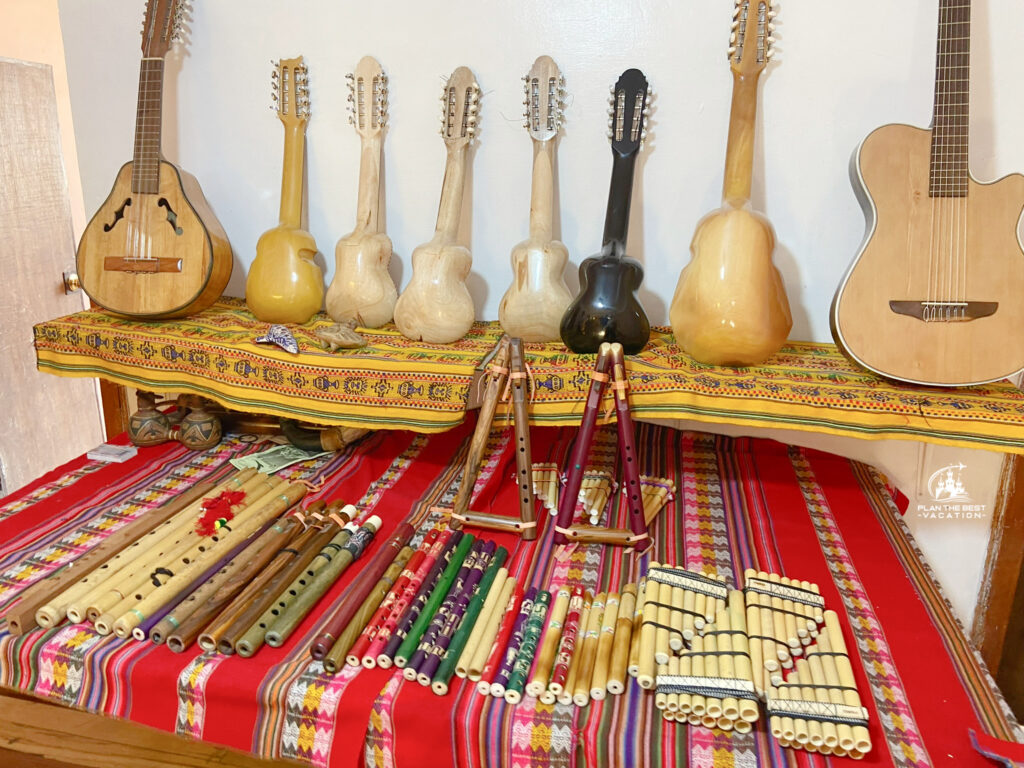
230,444,332,473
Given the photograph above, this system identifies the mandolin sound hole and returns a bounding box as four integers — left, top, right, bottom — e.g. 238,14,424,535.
102,198,132,232
158,197,184,235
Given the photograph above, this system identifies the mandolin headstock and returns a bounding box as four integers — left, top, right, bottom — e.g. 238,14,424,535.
729,0,777,75
272,57,311,128
439,66,480,149
347,56,388,138
522,55,565,142
140,0,186,58
607,68,650,157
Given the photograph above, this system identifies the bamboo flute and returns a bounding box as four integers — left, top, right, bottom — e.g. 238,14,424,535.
486,585,535,698
503,589,551,704
526,585,572,698
84,473,278,626
666,655,680,713
263,516,385,648
727,590,759,722
636,576,660,689
655,662,669,712
820,618,871,753
466,575,515,680
393,534,475,669
556,597,590,705
678,641,692,714
690,634,707,717
589,590,620,701
805,640,841,748
431,547,508,694
548,586,585,695
157,512,291,648
376,531,461,667
41,470,256,628
321,542,416,673
606,583,636,695
795,658,823,747
473,579,520,688
702,613,723,720
206,503,350,654
110,482,307,638
627,576,646,678
12,477,218,635
456,567,510,678
571,591,605,707
414,542,497,685
356,529,442,667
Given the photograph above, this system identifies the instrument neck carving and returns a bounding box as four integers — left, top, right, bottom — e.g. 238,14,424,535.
279,121,306,228
132,58,165,195
722,73,759,207
353,133,383,235
434,145,468,244
602,151,638,252
929,0,971,198
529,140,555,242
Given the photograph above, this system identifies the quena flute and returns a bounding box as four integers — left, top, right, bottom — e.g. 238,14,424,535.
502,589,551,704
547,586,585,695
606,583,636,695
571,591,605,707
487,586,536,698
556,596,590,705
526,585,572,698
465,575,515,681
455,566,509,678
589,590,619,701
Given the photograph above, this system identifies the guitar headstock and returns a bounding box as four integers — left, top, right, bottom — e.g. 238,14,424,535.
439,66,480,148
272,57,311,127
346,56,388,137
729,0,777,74
522,55,565,142
606,68,650,156
140,0,186,58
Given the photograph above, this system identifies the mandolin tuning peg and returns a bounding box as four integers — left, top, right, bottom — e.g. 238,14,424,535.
730,32,737,43
468,104,478,113
606,129,614,139
766,48,775,59
767,36,776,44
767,9,777,18
523,118,530,128
727,46,737,56
767,22,775,32
731,20,740,29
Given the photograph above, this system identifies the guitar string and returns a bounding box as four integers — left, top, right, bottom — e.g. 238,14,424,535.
928,0,946,322
943,0,952,321
959,1,971,320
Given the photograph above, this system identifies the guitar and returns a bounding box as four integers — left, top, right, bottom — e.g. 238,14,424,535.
76,0,231,319
669,0,791,366
245,56,324,325
498,56,572,343
559,68,650,355
393,66,480,344
832,0,1024,385
325,56,397,329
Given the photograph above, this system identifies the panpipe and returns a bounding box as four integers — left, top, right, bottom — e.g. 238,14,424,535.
530,463,560,512
743,568,824,686
578,470,614,525
639,475,674,525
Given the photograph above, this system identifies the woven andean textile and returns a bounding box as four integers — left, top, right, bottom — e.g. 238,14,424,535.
0,423,1021,767
33,297,1024,452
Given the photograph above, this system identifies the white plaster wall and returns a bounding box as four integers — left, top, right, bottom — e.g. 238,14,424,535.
55,0,1024,627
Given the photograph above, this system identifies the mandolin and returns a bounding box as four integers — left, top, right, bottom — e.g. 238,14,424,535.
393,67,480,344
559,68,651,355
498,56,572,343
669,0,791,367
245,57,324,325
325,56,397,329
76,0,232,319
832,0,1024,386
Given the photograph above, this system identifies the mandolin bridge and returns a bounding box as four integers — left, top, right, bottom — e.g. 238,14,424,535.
889,300,998,322
104,257,183,274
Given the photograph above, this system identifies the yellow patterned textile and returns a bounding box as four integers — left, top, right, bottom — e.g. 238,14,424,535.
33,298,1024,452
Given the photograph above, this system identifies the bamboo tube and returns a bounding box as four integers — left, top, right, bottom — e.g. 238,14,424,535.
163,514,301,651
572,591,605,706
728,590,759,722
789,662,811,745
665,654,679,712
548,586,585,695
636,577,658,688
781,576,810,638
15,477,219,635
557,597,590,705
806,581,824,625
207,508,349,654
734,719,753,734
770,573,800,651
681,581,697,641
654,572,672,664
714,607,738,721
457,567,509,678
264,516,385,648
110,483,307,638
678,644,692,714
655,662,668,711
821,617,871,753
805,641,840,748
345,545,418,667
489,586,536,698
795,658,824,747
322,544,415,673
503,589,551,704
689,634,706,717
667,582,685,653
692,589,707,634
47,471,257,626
475,581,522,693
627,576,646,677
85,474,278,626
526,585,572,698
606,583,635,695
703,620,722,719
589,591,619,701
466,576,515,680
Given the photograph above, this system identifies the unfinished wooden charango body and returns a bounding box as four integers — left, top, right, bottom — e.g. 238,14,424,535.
832,0,1024,385
394,67,479,344
246,57,324,325
670,0,791,366
77,0,232,319
499,56,572,342
325,57,396,329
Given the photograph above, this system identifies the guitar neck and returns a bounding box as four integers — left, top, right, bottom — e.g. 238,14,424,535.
353,133,383,234
279,122,307,228
434,144,468,243
528,140,555,241
722,70,760,207
131,58,165,195
601,151,638,251
930,0,971,198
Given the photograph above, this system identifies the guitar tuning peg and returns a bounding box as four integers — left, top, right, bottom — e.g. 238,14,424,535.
767,22,775,32
766,48,775,59
728,46,737,56
767,9,777,18
607,117,614,127
730,32,737,43
345,72,354,80
731,20,740,30
468,104,478,113
607,107,614,115
642,107,651,116
606,129,614,139
767,36,776,44
522,118,530,128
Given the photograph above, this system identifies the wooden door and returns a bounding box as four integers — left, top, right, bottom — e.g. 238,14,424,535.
0,58,104,496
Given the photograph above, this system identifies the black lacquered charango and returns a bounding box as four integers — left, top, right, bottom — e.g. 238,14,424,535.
560,67,651,354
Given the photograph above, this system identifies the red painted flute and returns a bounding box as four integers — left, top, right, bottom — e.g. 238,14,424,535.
475,582,524,695
549,586,586,694
610,342,649,545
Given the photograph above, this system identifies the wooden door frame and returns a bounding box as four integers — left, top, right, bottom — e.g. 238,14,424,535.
98,379,131,439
